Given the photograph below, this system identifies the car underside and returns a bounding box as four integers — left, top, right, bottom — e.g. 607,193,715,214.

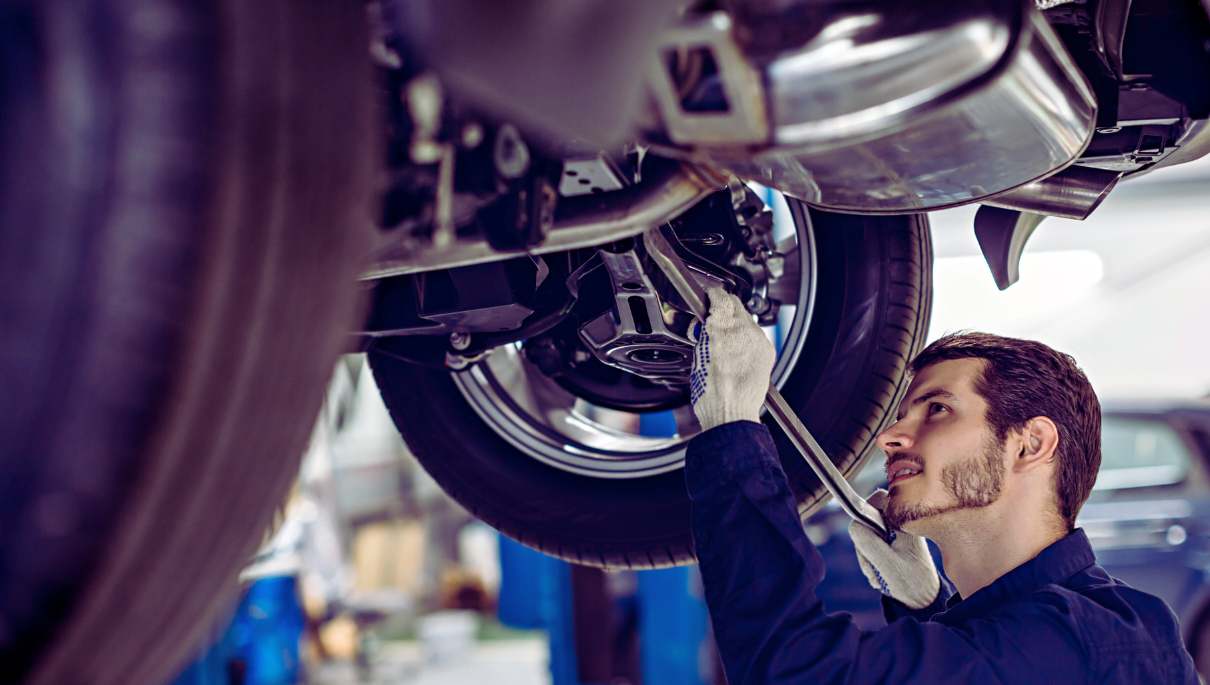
355,0,1210,567
5,0,1210,681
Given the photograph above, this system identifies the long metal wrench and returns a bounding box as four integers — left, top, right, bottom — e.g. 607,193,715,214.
644,226,894,543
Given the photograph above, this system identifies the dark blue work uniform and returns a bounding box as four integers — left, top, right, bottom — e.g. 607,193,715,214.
685,422,1199,684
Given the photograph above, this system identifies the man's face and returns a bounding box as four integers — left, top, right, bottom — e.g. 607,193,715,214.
876,358,1008,533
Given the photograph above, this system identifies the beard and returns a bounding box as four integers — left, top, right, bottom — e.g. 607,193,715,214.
883,432,1006,530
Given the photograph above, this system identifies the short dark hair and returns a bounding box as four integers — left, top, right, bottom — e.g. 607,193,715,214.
910,332,1101,530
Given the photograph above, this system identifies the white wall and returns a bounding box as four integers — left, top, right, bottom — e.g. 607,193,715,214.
927,157,1210,400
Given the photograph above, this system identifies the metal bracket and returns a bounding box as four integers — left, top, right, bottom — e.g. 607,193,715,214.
646,12,770,146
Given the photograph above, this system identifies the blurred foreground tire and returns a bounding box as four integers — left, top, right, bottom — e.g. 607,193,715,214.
0,1,374,682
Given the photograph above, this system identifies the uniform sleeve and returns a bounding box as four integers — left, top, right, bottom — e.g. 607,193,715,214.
881,578,952,624
684,421,1089,685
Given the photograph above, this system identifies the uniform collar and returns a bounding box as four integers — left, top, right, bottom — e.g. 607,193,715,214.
938,528,1096,621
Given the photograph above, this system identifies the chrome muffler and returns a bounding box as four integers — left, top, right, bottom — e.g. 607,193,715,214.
645,1,1098,213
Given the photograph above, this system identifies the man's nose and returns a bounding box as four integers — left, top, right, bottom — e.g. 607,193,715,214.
876,420,913,453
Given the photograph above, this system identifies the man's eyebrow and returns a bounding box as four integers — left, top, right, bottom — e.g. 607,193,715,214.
895,388,957,421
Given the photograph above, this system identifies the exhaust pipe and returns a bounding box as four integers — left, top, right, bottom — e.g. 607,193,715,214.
360,160,722,280
983,166,1122,220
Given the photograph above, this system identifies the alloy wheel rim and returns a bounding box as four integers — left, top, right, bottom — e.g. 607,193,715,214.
453,194,818,478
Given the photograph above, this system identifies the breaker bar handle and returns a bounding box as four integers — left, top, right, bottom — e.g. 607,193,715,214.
643,225,894,544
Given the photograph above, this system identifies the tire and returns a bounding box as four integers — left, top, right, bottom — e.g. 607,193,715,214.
368,205,931,569
0,1,374,683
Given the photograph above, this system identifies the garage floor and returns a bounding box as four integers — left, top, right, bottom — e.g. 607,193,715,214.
309,638,549,685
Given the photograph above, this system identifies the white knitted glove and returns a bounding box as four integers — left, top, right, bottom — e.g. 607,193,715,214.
689,287,775,431
848,489,941,609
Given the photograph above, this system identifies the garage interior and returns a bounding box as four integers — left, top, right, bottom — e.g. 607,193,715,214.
6,0,1210,683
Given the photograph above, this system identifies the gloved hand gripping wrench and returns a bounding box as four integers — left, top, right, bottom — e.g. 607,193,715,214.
644,226,895,543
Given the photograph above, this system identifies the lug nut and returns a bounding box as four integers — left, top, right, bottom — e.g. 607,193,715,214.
746,294,769,315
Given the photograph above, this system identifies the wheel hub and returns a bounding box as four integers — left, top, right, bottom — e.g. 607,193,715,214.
450,188,816,478
626,347,686,365
575,247,706,386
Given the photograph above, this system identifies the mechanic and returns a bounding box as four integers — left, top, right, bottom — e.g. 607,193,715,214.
685,287,1198,684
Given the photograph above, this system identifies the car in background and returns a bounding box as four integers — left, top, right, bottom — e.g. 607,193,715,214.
809,401,1210,675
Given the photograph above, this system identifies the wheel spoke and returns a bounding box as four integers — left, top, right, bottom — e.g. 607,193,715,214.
766,236,801,306
452,194,817,478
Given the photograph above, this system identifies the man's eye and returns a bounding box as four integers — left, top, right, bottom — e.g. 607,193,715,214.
928,402,949,416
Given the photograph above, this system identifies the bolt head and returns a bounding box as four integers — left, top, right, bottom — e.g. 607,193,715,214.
461,124,485,148
493,124,530,179
449,331,472,350
746,294,768,314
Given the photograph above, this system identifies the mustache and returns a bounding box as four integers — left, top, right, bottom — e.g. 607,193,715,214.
884,452,924,473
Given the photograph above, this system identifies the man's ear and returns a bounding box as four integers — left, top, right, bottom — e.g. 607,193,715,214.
1014,416,1059,473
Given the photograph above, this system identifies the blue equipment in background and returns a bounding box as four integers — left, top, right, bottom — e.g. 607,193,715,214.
636,567,711,685
170,576,305,685
496,407,714,685
498,536,714,685
498,535,580,684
